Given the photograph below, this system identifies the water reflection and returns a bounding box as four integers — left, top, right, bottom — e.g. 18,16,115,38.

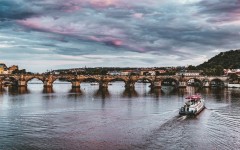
41,87,56,100
42,87,54,93
202,87,210,95
229,89,240,97
175,88,186,99
68,88,83,99
122,88,138,98
209,88,227,102
94,88,110,99
0,87,6,95
161,86,177,94
8,87,29,95
180,87,201,96
69,88,82,93
1,83,240,150
148,88,162,98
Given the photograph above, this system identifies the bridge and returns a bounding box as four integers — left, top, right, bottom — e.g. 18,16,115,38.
0,74,229,89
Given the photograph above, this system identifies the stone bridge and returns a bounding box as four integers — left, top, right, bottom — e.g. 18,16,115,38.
0,74,229,89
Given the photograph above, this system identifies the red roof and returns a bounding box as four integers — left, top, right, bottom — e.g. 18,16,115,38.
185,95,201,101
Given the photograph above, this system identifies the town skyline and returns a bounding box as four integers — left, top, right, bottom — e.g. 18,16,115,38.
1,0,240,72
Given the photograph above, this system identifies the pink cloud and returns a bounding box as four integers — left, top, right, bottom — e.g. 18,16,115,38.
88,36,146,52
89,0,120,7
112,40,123,46
62,4,81,13
132,13,144,19
88,36,123,46
65,0,122,8
17,17,76,34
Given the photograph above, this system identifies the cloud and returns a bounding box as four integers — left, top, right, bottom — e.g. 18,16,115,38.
0,0,38,21
1,0,240,72
196,0,240,23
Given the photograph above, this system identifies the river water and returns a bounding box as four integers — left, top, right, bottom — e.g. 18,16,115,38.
0,81,240,150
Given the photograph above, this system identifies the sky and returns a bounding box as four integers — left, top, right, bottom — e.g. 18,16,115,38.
0,0,240,72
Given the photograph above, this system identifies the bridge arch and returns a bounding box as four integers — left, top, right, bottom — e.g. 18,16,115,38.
161,77,179,86
1,76,18,86
8,76,19,81
209,78,225,87
26,77,44,84
45,78,59,85
136,77,154,87
82,77,100,83
137,77,153,83
186,78,203,87
109,77,127,83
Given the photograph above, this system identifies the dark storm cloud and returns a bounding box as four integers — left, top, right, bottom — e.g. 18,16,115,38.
197,0,240,14
0,0,38,20
196,0,240,22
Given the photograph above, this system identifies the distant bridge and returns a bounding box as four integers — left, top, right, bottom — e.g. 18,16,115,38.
0,74,229,89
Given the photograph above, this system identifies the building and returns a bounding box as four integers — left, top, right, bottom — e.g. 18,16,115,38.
108,71,121,75
119,69,141,76
176,70,202,76
140,69,156,76
0,63,21,74
155,69,167,75
8,65,19,74
120,70,132,76
0,63,8,74
224,69,240,76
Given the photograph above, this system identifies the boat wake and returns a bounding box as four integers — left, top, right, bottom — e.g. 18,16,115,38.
177,115,187,121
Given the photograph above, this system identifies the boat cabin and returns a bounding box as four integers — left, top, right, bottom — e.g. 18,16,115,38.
185,95,201,104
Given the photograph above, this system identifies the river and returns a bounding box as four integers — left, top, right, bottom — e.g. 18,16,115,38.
0,80,240,150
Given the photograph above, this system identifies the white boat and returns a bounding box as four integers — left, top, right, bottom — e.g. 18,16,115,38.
179,94,205,116
90,82,99,85
228,84,240,88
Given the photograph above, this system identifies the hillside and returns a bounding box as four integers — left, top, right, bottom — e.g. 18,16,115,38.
196,49,240,75
198,50,240,69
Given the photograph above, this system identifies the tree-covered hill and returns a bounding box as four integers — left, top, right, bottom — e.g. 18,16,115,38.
196,49,240,75
198,50,240,69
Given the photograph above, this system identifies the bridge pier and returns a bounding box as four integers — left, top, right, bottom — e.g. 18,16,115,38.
44,80,53,88
224,81,228,87
178,81,187,88
203,81,210,88
99,81,108,89
70,88,82,93
125,81,135,89
152,81,161,88
0,79,3,87
18,86,28,94
71,81,81,88
18,80,27,87
43,87,54,93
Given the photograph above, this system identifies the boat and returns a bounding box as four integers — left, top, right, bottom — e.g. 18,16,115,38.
228,83,240,88
90,82,99,85
179,94,205,116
